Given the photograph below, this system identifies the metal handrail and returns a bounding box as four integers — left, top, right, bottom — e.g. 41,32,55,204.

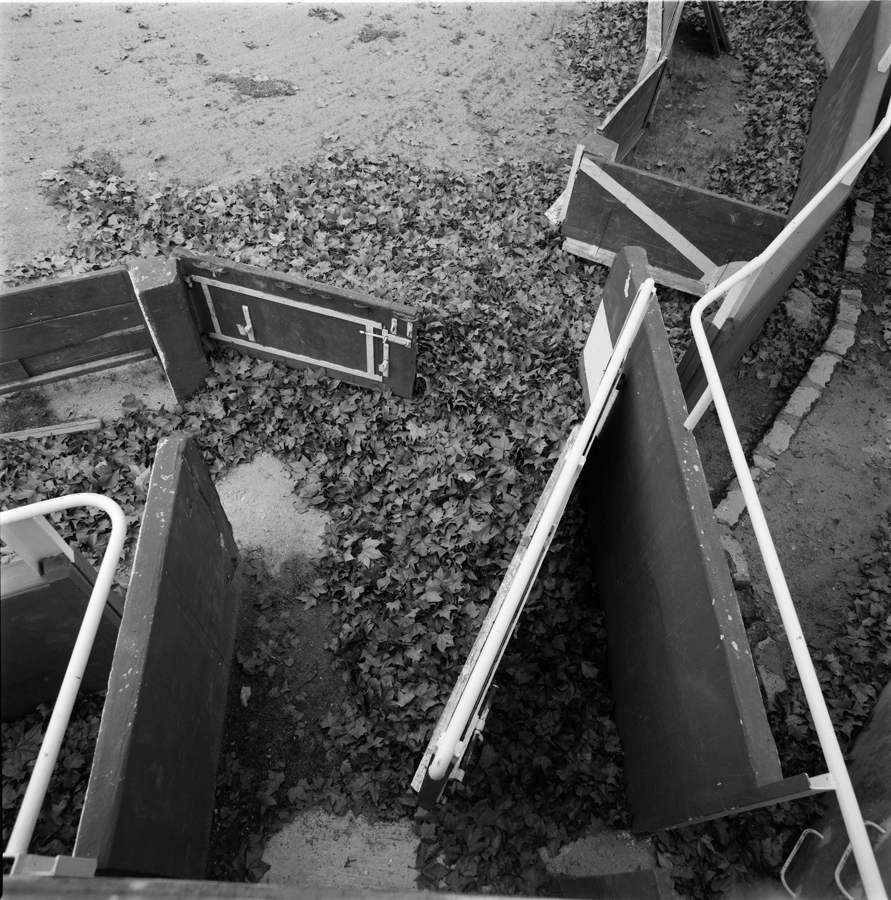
428,278,657,782
685,103,891,900
1,494,127,867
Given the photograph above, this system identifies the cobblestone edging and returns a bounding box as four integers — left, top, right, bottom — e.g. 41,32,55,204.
713,199,875,587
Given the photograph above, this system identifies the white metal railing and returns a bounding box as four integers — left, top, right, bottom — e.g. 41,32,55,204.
427,279,656,783
685,102,891,900
1,494,127,878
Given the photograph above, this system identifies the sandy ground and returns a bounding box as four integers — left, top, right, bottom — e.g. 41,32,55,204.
1,1,591,272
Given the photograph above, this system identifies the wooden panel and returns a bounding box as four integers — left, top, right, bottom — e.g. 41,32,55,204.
176,251,418,398
0,303,147,363
791,0,890,216
0,359,29,385
562,157,786,288
0,350,155,397
129,258,209,403
1,554,121,722
583,247,784,832
24,327,153,376
599,59,667,162
75,434,239,879
560,867,676,900
0,267,134,329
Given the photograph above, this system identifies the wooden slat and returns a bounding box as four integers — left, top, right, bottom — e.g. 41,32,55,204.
0,267,134,329
0,359,29,385
599,59,667,162
583,247,784,832
0,303,147,363
75,434,239,878
0,350,155,397
0,419,103,441
129,258,209,403
24,327,152,376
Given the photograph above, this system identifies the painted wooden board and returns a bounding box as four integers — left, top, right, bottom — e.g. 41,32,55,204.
561,154,786,294
175,251,419,398
679,2,891,407
412,422,585,807
129,257,209,403
1,419,102,441
74,434,239,878
23,327,153,377
0,267,134,329
559,867,676,900
0,350,155,397
583,247,796,832
702,1,732,58
599,59,667,162
1,553,121,722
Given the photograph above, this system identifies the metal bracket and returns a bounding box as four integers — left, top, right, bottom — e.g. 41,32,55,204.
361,318,413,377
449,688,495,784
236,305,255,342
835,820,886,900
6,853,97,877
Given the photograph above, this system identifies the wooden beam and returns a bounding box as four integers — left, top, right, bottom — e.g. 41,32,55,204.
0,419,103,441
0,350,155,397
23,328,153,377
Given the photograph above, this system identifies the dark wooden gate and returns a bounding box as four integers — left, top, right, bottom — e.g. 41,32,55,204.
175,251,419,397
74,434,239,878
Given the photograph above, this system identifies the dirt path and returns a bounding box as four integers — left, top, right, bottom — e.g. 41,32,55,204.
1,1,591,271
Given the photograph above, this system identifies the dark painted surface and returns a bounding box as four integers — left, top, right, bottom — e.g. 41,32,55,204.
563,159,786,281
74,434,239,878
129,257,209,403
1,553,121,722
175,251,419,397
559,867,675,900
600,60,667,162
584,248,785,832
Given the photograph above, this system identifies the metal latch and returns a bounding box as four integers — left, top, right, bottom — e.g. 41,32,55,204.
362,317,413,377
236,305,255,342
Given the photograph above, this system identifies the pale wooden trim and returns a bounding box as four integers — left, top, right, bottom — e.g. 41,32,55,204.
0,516,73,573
578,157,719,279
709,261,750,329
600,58,666,135
0,419,103,441
558,144,587,224
661,0,685,61
0,350,155,397
562,238,708,296
412,424,584,795
639,0,664,81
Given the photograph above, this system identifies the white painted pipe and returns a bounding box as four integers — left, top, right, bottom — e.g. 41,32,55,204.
428,279,657,782
684,97,891,432
1,494,127,860
689,302,888,896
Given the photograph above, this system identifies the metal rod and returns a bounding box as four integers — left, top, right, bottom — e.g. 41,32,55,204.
684,97,891,432
689,298,888,899
2,494,127,859
428,278,657,782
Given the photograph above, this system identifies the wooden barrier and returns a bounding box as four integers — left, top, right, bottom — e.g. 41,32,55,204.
74,434,239,878
0,268,154,395
583,248,821,831
1,549,122,722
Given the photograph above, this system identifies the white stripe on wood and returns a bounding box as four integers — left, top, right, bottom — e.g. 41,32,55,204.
579,157,719,279
639,0,663,80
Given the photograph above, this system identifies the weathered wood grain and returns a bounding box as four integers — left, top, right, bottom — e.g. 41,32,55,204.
599,59,667,162
0,350,155,397
74,434,238,878
24,327,153,376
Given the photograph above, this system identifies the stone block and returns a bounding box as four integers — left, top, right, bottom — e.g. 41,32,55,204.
837,290,862,325
807,353,841,387
720,534,750,586
854,199,874,220
715,490,747,527
763,418,796,457
850,223,872,243
845,246,867,272
785,384,820,419
824,323,856,356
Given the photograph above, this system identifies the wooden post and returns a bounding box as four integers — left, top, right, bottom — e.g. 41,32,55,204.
128,258,209,404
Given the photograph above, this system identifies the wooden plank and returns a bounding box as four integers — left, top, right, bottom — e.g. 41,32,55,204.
790,0,890,216
559,867,676,900
75,434,239,878
639,0,664,80
561,157,786,289
0,267,134,329
0,350,156,397
583,247,784,832
3,876,427,900
1,554,121,722
129,258,209,403
0,419,103,441
661,1,685,55
0,303,147,363
0,359,29,385
24,327,153,376
176,251,418,398
599,59,667,162
412,424,585,806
